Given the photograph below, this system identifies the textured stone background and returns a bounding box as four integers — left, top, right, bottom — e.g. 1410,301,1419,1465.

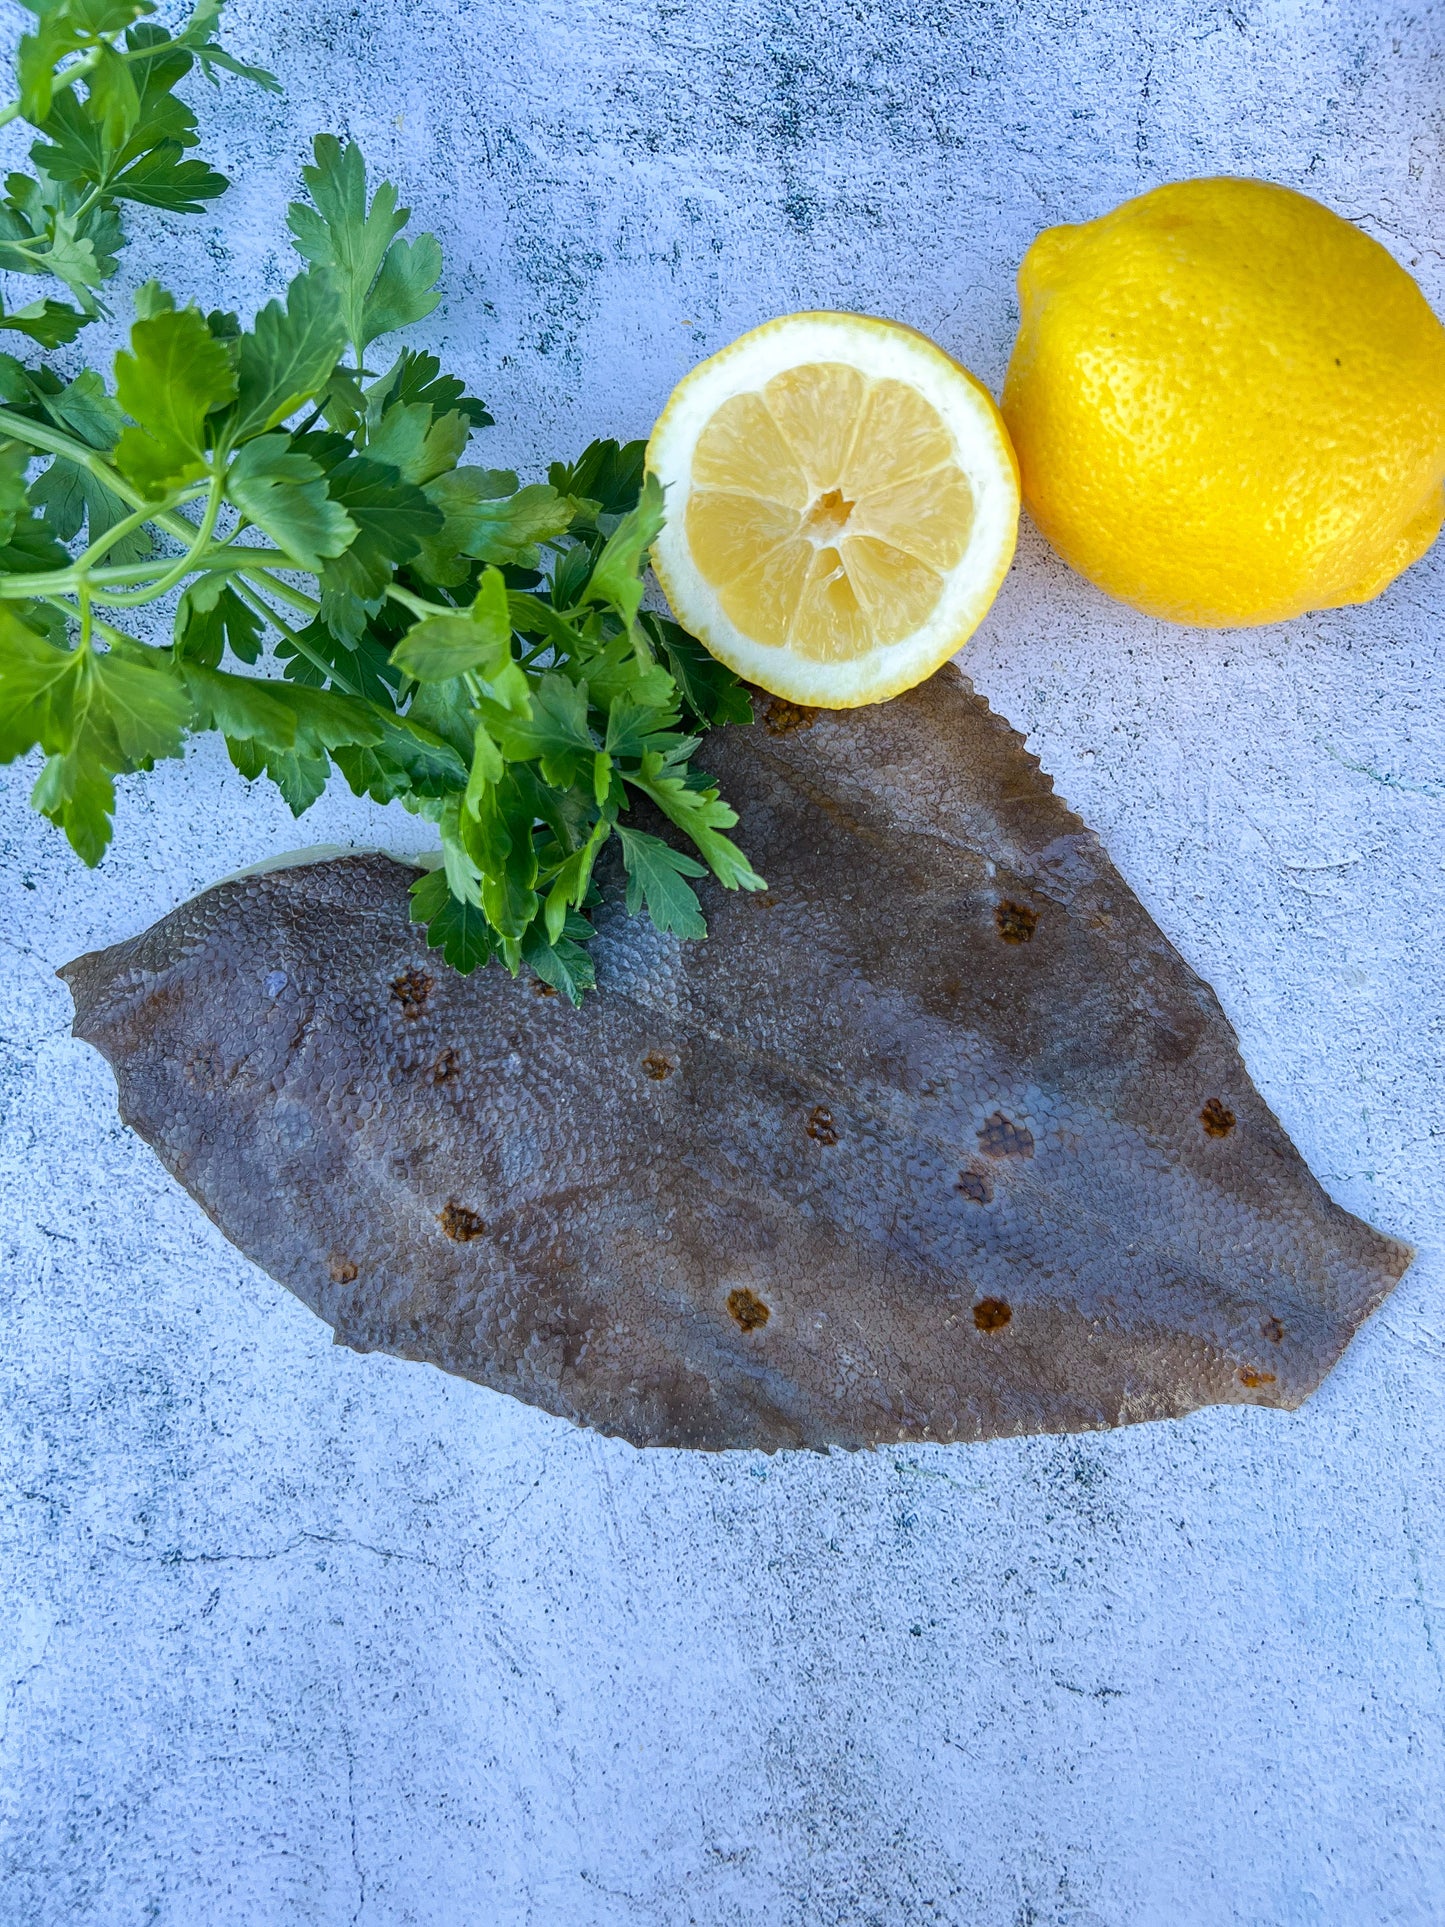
2,1,1444,1921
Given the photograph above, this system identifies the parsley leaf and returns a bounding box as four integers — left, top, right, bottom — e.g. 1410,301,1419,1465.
288,136,442,360
0,603,85,760
175,577,263,665
112,305,236,493
549,438,645,518
194,664,390,818
0,622,193,864
376,348,491,428
0,439,31,545
226,434,357,569
178,0,282,91
388,566,510,684
318,453,441,601
522,919,596,1005
416,469,574,580
616,825,709,939
391,617,493,684
456,774,540,941
629,745,767,893
276,619,400,707
45,366,126,450
23,365,142,555
229,269,347,441
365,399,470,485
31,25,230,214
180,659,299,749
644,612,754,728
333,711,467,804
15,3,149,128
184,661,382,756
581,472,665,632
0,293,89,345
496,672,596,789
227,735,332,816
0,506,72,574
29,416,151,554
409,865,497,974
0,167,119,306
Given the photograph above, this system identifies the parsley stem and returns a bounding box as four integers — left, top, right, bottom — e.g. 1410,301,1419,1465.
240,568,319,618
0,405,330,619
384,583,447,622
0,31,202,131
0,412,351,628
0,547,310,599
72,488,198,572
229,578,365,700
0,234,101,281
0,408,200,546
183,546,290,572
102,471,227,607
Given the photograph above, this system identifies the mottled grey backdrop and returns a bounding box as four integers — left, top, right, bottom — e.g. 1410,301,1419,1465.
2,1,1443,1922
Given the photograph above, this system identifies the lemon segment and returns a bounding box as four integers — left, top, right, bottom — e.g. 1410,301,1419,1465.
648,313,1020,707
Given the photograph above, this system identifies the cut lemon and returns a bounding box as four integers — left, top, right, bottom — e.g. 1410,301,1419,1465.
646,312,1020,707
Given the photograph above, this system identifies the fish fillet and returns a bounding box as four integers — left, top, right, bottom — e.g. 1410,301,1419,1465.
61,667,1411,1449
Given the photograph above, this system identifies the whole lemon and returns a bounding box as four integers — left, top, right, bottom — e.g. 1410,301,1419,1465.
1002,178,1445,627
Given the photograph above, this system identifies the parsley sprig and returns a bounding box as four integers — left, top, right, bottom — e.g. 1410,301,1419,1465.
0,0,762,1001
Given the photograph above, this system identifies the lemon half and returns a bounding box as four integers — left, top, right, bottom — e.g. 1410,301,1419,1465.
647,313,1020,707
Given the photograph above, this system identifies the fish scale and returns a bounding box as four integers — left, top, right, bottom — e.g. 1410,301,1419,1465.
61,666,1411,1450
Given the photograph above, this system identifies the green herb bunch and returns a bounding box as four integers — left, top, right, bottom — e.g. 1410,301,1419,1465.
0,0,762,1000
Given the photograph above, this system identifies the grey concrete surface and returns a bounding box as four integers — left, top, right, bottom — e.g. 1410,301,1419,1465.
2,1,1444,1921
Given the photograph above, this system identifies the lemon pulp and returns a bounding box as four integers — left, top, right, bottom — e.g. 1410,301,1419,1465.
686,363,975,662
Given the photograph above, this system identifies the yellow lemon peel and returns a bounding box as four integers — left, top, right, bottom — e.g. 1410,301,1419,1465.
1003,178,1445,627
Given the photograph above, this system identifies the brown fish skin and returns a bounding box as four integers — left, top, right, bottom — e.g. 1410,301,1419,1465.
60,667,1411,1451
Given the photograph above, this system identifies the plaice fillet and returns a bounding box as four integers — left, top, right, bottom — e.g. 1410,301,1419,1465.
61,667,1411,1451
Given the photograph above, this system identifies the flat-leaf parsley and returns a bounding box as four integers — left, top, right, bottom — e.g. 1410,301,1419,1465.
0,0,762,1000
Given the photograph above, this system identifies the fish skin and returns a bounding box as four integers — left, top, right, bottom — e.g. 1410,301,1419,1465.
61,667,1411,1451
